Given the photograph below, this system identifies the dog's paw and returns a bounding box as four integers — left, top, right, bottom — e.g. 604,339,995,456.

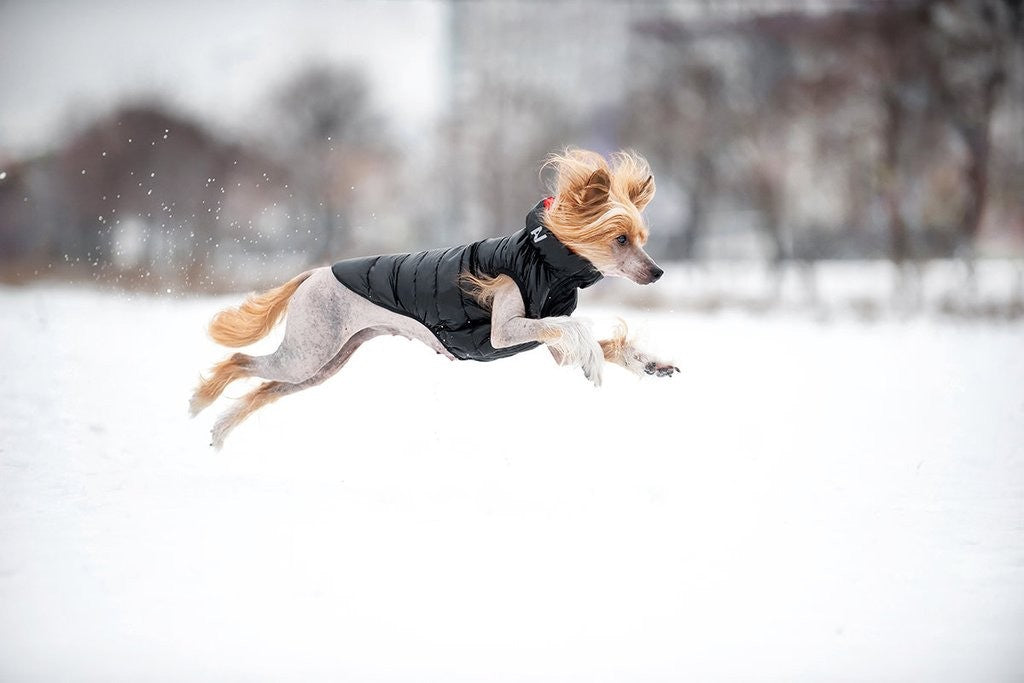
622,345,679,379
643,360,680,378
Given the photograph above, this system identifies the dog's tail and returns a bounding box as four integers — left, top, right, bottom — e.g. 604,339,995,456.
208,270,314,347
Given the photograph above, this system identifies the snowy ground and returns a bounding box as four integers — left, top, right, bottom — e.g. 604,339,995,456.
1,284,1023,682
591,258,1024,317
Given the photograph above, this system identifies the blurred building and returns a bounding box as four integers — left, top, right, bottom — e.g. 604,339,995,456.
443,1,670,241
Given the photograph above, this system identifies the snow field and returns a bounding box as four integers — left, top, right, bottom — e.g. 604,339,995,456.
1,285,1023,682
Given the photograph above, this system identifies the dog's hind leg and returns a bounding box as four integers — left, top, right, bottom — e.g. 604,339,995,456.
244,268,354,384
190,269,347,416
190,352,255,417
210,327,381,449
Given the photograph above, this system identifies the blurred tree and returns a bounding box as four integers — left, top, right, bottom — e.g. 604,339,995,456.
458,81,577,239
624,26,791,263
631,0,1024,269
24,104,292,290
0,161,41,262
621,39,722,260
268,64,390,262
925,0,1019,253
58,107,226,284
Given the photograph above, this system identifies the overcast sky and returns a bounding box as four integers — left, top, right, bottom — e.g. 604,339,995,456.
0,0,446,158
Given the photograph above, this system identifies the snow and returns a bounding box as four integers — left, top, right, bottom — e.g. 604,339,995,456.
592,259,1024,316
1,285,1023,682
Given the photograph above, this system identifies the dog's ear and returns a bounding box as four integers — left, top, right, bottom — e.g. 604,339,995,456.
629,174,655,210
573,168,611,211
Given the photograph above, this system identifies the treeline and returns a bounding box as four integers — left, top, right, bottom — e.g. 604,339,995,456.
624,0,1024,264
0,0,1021,293
0,65,402,291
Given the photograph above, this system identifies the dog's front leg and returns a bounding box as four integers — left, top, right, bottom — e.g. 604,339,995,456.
599,324,679,378
488,276,603,386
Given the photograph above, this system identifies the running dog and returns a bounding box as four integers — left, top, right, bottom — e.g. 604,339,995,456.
191,148,678,448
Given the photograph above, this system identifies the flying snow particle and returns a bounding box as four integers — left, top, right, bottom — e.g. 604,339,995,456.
81,169,86,175
0,171,6,180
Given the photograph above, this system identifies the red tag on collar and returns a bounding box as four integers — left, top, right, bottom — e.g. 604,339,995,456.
542,196,554,210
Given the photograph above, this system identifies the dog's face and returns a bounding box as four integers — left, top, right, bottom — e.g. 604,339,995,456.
591,185,663,284
544,150,663,285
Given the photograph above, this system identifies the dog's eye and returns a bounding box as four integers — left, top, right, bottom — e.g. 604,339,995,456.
616,234,628,245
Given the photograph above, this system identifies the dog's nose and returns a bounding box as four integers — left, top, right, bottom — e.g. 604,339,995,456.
649,266,664,282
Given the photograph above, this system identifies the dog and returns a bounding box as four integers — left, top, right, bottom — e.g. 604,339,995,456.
190,149,679,448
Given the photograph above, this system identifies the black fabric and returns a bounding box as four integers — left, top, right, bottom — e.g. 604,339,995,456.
331,200,602,361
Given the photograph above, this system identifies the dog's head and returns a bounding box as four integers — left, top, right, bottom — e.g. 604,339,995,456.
543,149,662,285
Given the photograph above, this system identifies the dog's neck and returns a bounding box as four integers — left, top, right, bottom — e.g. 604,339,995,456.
525,199,603,290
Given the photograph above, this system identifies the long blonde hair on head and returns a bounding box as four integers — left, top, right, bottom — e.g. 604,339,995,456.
460,149,656,308
541,148,655,268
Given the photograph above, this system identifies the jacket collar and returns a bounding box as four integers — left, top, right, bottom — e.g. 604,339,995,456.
524,199,603,289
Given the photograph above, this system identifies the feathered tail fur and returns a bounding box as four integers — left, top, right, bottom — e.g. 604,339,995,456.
208,270,313,347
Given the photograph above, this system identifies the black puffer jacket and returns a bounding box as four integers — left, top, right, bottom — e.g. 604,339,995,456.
331,199,602,361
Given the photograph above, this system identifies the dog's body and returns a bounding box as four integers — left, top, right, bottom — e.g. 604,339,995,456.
331,198,604,361
191,149,678,448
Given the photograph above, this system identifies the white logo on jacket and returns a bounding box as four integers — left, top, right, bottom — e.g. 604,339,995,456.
530,226,547,243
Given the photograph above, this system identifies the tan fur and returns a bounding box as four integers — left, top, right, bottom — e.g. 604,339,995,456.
541,149,655,270
599,320,630,363
537,323,564,343
460,272,515,310
189,352,252,416
208,270,314,347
